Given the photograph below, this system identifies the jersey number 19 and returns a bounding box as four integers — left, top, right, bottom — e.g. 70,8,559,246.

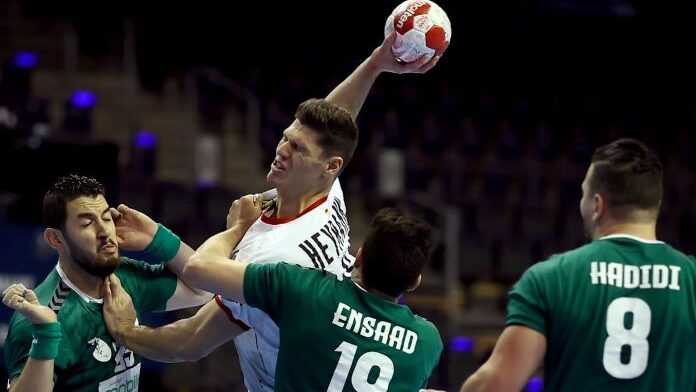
327,341,394,391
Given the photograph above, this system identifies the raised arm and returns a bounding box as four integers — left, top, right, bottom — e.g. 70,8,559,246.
325,32,443,120
111,204,211,307
182,194,262,302
102,275,244,362
3,284,59,392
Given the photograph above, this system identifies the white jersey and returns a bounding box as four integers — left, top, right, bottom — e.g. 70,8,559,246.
217,180,354,392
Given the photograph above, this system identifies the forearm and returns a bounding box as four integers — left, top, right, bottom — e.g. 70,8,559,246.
165,242,213,303
196,225,246,260
118,319,208,363
325,56,382,120
114,301,236,363
183,225,248,301
460,369,489,392
9,360,54,392
165,241,194,277
460,363,524,392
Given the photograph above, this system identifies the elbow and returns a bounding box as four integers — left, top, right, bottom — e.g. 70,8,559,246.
175,346,209,362
462,367,514,392
182,255,208,287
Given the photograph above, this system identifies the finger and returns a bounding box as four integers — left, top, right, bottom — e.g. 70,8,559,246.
419,54,441,73
117,204,131,215
4,294,25,310
412,53,432,71
23,289,39,305
261,188,277,201
383,31,397,47
3,284,26,299
110,207,122,220
110,274,123,289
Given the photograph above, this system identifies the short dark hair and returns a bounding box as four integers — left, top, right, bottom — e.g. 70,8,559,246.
43,175,105,229
361,208,432,297
295,98,359,171
589,138,663,213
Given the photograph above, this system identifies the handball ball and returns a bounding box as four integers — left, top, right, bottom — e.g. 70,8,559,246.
384,0,452,63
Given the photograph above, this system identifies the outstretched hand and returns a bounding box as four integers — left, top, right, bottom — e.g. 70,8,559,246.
112,204,159,251
368,32,446,75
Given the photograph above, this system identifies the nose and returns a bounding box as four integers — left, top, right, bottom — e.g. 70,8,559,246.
276,139,290,160
94,219,110,240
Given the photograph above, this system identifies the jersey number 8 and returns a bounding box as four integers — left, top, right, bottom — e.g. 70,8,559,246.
603,297,651,379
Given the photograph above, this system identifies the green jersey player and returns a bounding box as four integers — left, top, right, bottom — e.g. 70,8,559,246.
2,175,210,392
103,198,443,392
451,139,695,392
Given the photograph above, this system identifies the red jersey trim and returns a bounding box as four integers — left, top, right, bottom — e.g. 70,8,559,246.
261,195,329,225
213,294,250,331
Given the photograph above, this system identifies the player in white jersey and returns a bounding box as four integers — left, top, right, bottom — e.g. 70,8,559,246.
101,32,444,391
219,180,353,390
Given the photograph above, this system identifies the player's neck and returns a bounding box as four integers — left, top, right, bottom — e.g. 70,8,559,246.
351,268,399,303
58,257,104,299
275,185,330,219
595,222,657,241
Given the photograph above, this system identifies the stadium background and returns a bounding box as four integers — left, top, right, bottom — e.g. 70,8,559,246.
1,0,695,390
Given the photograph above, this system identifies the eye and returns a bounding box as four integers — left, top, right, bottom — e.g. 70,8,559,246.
80,219,92,227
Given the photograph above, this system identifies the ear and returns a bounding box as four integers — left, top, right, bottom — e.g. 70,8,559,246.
592,193,606,223
325,156,344,177
405,274,422,293
44,228,65,252
354,247,363,268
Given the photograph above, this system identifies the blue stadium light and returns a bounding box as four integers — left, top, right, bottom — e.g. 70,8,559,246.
135,130,157,149
450,336,474,353
14,52,38,69
70,90,98,109
526,377,543,392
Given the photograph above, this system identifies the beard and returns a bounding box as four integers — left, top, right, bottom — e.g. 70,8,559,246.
63,234,121,278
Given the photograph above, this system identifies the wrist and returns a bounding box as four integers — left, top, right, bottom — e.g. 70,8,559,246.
29,322,62,360
228,224,248,239
113,322,137,345
143,223,181,263
364,54,385,76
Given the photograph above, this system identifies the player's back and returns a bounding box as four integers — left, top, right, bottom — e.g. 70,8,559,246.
509,234,696,391
248,264,443,392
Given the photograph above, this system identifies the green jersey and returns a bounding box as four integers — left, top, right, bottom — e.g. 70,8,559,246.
507,234,696,391
243,262,443,392
4,258,177,392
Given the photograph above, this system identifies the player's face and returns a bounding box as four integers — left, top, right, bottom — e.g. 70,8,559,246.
267,120,328,191
580,165,597,239
61,195,120,277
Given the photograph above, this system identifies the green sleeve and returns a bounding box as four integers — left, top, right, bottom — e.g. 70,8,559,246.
117,258,178,312
426,325,444,381
243,263,306,322
3,314,34,380
506,263,549,335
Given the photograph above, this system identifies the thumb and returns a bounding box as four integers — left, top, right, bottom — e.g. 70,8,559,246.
23,289,39,305
103,277,113,304
383,31,397,47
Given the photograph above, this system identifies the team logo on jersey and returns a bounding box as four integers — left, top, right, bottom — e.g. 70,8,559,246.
89,338,112,363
